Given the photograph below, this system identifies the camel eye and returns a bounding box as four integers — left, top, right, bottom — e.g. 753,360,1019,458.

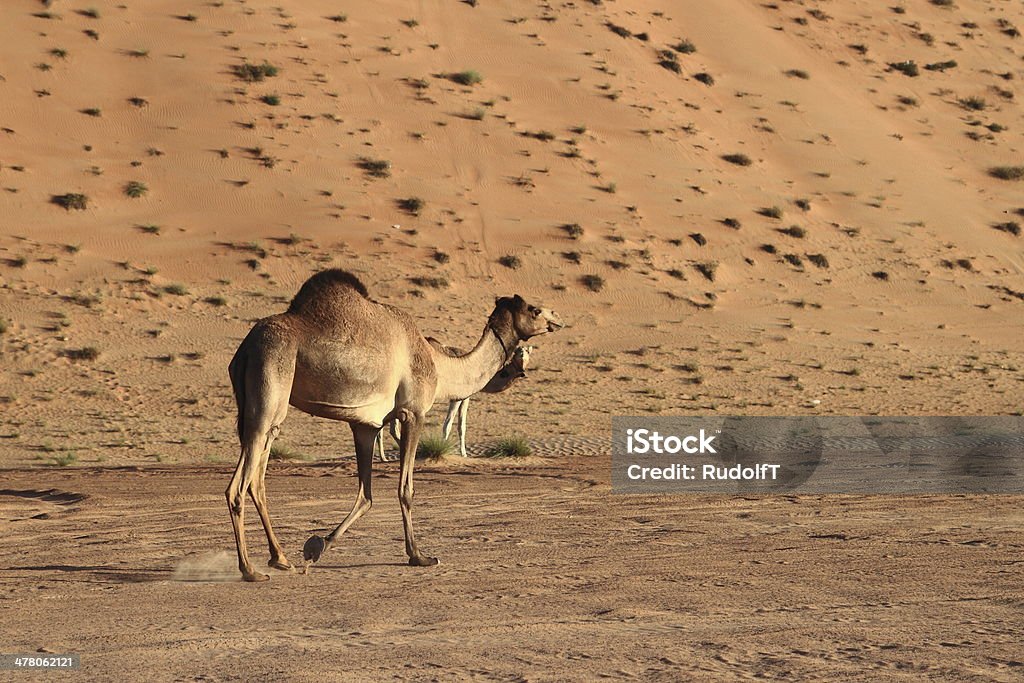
529,306,540,316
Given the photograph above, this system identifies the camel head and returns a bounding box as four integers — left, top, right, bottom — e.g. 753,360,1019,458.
505,345,533,378
492,295,564,340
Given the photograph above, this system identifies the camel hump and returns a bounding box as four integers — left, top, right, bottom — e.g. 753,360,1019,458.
288,269,369,312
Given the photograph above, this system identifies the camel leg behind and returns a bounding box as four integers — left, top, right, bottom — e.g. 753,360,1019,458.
442,399,460,444
457,398,470,457
226,332,295,582
397,411,438,566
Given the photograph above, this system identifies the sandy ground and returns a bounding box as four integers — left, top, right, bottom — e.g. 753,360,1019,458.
2,446,1023,681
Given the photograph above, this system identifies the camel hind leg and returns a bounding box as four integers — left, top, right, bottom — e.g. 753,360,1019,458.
226,332,294,582
250,433,292,571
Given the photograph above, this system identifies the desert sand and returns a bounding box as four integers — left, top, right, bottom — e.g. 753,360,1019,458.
1,0,1022,679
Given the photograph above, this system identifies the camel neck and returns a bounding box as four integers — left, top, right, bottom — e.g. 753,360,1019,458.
430,319,518,402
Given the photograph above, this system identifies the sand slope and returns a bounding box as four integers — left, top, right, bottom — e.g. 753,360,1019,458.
0,1,1022,468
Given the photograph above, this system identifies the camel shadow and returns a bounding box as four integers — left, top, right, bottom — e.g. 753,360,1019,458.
5,564,170,584
315,561,407,570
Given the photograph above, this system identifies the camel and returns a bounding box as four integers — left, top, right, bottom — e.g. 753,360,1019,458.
374,345,533,460
226,269,563,581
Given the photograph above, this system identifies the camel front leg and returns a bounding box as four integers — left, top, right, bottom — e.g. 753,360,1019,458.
302,423,375,564
398,412,439,566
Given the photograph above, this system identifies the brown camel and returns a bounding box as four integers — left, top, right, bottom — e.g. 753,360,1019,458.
375,344,534,460
226,269,563,581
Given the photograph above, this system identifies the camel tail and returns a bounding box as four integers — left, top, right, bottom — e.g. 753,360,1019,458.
228,343,248,442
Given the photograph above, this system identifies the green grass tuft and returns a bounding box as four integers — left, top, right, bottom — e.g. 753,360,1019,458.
233,61,279,82
486,436,532,458
125,181,148,198
449,70,483,86
417,433,454,459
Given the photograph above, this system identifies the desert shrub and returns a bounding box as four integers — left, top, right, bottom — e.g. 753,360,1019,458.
269,444,311,461
695,261,718,282
759,206,784,219
693,72,715,86
410,276,449,289
722,153,752,166
785,69,810,79
52,193,88,210
164,283,189,295
889,61,919,77
780,225,806,238
562,223,584,239
581,274,605,291
989,166,1024,181
672,39,696,54
606,23,632,38
498,254,522,269
64,347,100,361
958,96,987,111
486,436,531,457
449,70,483,86
125,181,148,198
52,452,78,467
806,253,830,268
358,157,391,178
417,433,454,459
233,61,279,82
260,94,281,106
398,197,425,214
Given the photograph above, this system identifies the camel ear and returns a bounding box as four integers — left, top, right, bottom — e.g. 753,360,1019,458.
513,294,526,305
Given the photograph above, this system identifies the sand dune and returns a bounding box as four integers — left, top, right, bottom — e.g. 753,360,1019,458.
1,1,1021,467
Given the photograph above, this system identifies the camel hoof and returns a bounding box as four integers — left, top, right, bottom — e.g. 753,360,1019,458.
303,535,326,563
408,555,440,567
242,570,270,583
269,557,293,571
